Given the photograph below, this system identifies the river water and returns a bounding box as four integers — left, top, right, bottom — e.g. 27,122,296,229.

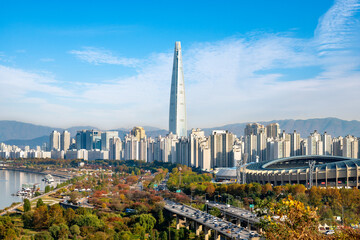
0,170,48,210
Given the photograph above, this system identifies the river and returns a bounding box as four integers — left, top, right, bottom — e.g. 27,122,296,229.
0,170,50,210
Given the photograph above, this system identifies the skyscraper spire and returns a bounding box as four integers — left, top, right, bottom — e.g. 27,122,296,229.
169,41,187,137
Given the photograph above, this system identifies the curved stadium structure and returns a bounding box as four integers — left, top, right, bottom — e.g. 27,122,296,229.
244,155,360,188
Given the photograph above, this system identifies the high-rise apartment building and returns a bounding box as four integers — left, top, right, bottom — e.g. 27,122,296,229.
245,134,258,162
60,130,71,152
308,130,323,155
290,130,301,156
169,41,187,137
189,128,206,167
50,130,61,151
274,138,290,159
266,123,280,139
101,131,119,151
322,132,332,155
244,123,265,136
131,127,146,142
343,135,358,158
333,136,343,156
109,137,122,160
210,130,235,168
257,129,267,161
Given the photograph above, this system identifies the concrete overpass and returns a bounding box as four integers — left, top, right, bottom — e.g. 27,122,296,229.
164,200,260,240
206,202,260,231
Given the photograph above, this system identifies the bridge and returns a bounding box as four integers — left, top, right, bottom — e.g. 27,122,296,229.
164,200,260,240
206,202,260,231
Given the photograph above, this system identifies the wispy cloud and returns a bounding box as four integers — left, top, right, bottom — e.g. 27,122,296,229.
69,47,139,67
1,0,360,129
315,0,360,54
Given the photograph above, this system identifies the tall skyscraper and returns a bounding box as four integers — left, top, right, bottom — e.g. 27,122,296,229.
169,41,187,137
61,130,71,152
50,130,61,151
101,131,119,151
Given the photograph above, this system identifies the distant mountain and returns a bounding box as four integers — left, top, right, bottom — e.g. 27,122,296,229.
1,118,359,148
0,121,61,141
0,121,97,142
203,118,360,138
4,136,49,149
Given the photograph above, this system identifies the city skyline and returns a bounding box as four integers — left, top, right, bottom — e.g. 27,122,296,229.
0,0,360,129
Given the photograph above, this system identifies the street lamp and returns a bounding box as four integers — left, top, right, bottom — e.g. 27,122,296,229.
204,193,209,212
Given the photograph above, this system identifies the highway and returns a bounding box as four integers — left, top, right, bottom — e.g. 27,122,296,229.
207,202,260,226
164,200,260,239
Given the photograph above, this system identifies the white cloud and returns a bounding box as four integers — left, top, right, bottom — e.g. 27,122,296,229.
1,0,360,130
315,0,360,54
69,47,139,67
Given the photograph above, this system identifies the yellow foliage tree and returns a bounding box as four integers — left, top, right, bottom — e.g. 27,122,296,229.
262,196,324,240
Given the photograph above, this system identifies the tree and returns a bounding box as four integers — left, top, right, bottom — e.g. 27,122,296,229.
49,224,60,239
45,185,51,193
36,198,45,208
138,214,157,233
160,231,167,240
0,216,18,240
22,211,34,228
58,223,70,239
64,208,76,223
70,224,81,237
34,231,52,240
48,204,65,226
157,209,164,225
205,184,215,196
262,196,323,240
23,198,31,212
33,205,49,229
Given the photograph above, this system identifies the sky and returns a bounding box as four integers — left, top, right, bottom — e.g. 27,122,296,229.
0,0,359,130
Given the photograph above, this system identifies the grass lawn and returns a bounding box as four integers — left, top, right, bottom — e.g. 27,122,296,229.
30,195,61,208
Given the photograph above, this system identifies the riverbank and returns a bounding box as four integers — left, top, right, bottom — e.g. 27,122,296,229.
0,166,74,180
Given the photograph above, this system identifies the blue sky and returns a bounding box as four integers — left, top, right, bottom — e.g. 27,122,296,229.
0,0,359,129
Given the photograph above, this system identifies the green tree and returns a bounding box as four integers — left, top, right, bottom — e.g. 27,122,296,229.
34,231,52,240
70,225,81,237
58,223,70,239
160,231,167,240
49,224,60,239
138,214,156,233
36,198,45,208
157,209,164,225
23,198,31,212
22,211,34,228
45,185,51,193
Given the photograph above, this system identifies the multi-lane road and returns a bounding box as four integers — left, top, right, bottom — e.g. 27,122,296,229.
207,201,260,227
164,200,260,240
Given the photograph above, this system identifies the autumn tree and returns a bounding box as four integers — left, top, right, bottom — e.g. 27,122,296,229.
33,205,49,229
262,196,324,240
